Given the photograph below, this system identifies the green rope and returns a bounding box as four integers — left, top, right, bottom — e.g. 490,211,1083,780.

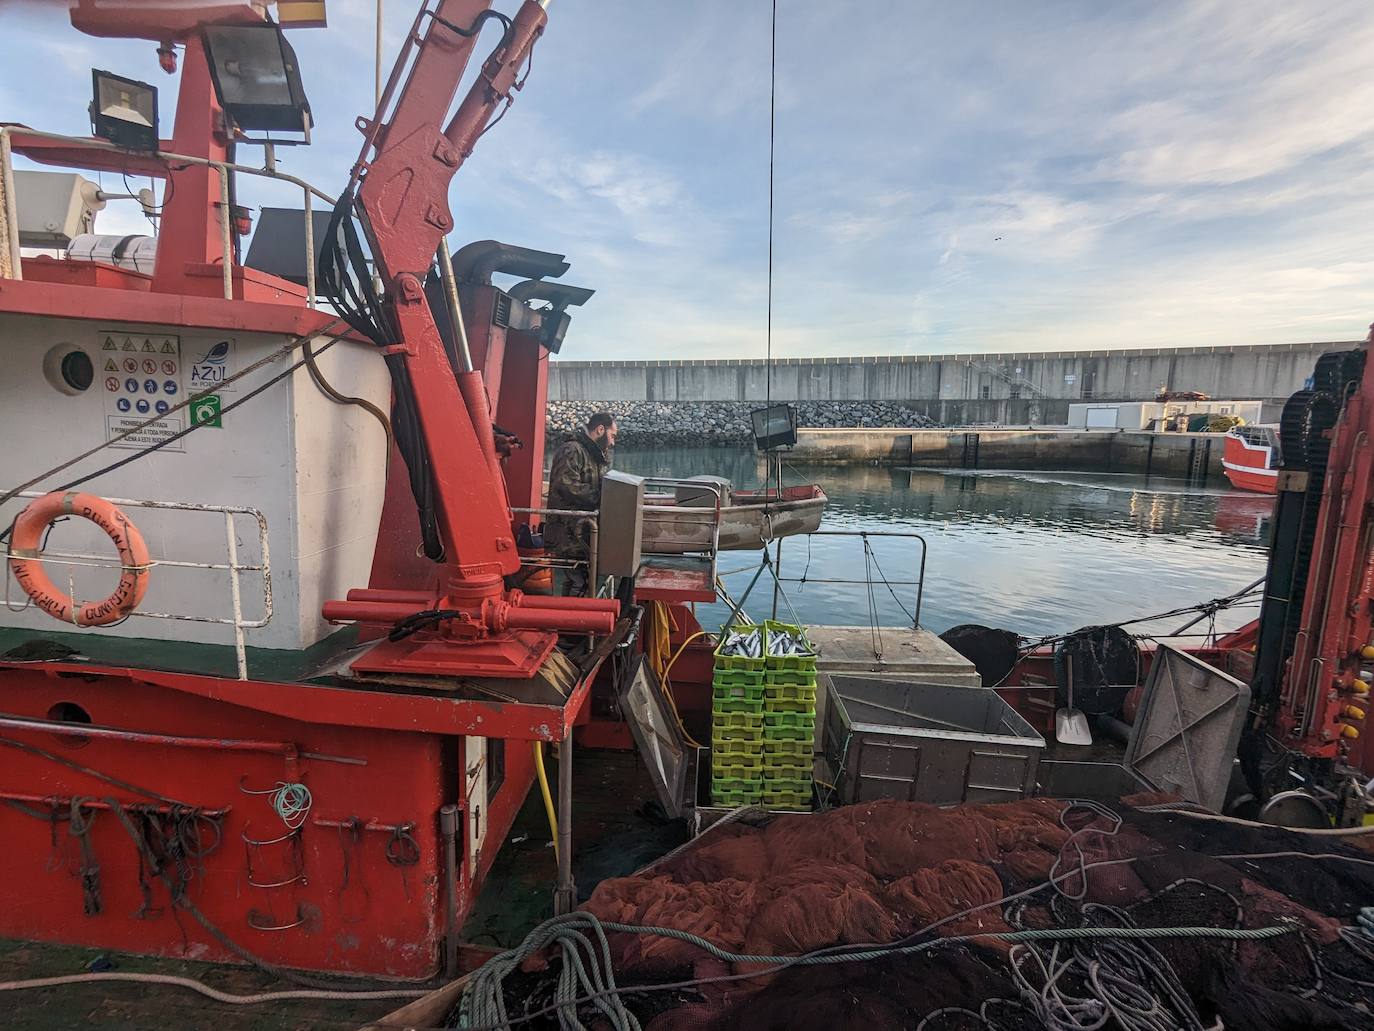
610,917,1293,962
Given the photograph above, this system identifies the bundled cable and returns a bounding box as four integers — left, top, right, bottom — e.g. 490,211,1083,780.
318,185,444,561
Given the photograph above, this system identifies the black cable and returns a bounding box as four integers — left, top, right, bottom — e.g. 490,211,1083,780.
388,608,462,641
428,7,511,45
318,186,444,561
476,35,538,143
302,339,394,461
1017,582,1264,655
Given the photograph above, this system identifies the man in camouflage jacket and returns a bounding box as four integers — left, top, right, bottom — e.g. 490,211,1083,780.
545,412,616,596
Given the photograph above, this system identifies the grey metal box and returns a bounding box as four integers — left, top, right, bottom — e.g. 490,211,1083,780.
597,471,644,577
15,171,103,247
675,475,732,507
824,675,1044,805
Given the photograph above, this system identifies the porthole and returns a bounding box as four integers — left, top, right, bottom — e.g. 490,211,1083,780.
43,344,95,396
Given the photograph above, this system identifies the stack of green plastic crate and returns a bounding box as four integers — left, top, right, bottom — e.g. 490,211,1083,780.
710,624,767,807
760,620,817,808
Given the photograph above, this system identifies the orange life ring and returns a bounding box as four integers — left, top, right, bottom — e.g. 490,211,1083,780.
9,491,150,626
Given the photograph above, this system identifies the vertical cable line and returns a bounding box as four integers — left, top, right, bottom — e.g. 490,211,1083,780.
765,0,777,409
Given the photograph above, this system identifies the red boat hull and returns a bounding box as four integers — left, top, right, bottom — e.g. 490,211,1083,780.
1222,431,1278,494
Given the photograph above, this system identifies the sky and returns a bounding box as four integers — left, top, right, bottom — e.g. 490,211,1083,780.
4,0,1374,360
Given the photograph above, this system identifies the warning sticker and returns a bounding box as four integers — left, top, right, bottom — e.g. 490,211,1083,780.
106,414,186,451
99,330,183,451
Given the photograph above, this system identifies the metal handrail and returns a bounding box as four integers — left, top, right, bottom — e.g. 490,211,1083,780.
640,477,724,558
511,505,602,594
1,490,272,679
773,529,928,629
0,125,335,305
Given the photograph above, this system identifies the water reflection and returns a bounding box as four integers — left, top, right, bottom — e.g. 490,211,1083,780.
612,447,1272,639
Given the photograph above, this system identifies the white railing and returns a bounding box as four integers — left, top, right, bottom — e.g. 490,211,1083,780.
0,126,334,306
1,491,272,680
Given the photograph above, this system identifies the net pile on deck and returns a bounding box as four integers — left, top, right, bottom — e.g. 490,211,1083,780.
457,796,1374,1030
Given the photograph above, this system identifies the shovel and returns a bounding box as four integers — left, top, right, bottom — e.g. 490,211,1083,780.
1056,654,1093,746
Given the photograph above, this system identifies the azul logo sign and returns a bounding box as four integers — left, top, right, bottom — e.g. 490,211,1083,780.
189,339,234,392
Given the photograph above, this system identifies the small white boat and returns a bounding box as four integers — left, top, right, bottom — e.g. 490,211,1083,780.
641,482,829,553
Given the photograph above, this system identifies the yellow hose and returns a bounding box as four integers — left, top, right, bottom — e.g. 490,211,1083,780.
644,602,706,747
665,629,707,680
532,741,559,863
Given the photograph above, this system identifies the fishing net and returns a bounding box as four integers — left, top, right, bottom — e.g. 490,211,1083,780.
486,797,1374,1029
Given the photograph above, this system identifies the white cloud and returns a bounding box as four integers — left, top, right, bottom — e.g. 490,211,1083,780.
8,0,1374,360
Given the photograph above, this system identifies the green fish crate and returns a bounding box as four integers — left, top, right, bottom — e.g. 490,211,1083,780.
712,710,765,734
764,669,818,689
713,623,769,673
712,727,764,755
760,771,813,809
713,785,765,808
712,756,765,781
760,789,812,809
763,728,815,745
712,728,763,752
761,761,812,784
763,738,813,764
712,734,764,762
713,667,766,689
763,710,816,734
713,697,765,717
761,620,818,673
712,680,767,711
763,681,817,713
761,771,812,793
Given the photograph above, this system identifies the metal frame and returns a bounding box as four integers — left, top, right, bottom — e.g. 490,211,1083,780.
635,478,723,602
1,489,272,679
772,529,928,628
0,126,333,305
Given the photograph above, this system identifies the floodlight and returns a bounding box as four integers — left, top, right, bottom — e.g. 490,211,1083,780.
203,24,313,140
751,403,798,452
90,70,158,151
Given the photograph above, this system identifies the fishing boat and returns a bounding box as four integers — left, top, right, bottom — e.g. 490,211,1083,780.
1222,424,1280,493
6,4,1374,1030
642,480,828,553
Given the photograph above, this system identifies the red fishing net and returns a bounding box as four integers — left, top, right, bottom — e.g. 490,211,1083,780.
570,797,1374,1030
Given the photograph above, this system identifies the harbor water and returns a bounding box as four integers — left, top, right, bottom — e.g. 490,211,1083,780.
613,445,1272,640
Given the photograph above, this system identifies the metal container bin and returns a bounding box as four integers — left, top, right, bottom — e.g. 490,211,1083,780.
823,675,1044,805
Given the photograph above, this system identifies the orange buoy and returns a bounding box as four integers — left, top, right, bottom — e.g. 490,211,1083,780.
9,491,150,626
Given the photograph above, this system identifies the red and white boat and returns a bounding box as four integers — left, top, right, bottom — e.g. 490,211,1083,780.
1222,425,1280,494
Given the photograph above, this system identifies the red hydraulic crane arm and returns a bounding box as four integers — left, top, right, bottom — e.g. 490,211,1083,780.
1282,348,1374,760
354,0,548,580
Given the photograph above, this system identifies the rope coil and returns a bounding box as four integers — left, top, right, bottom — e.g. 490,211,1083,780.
240,781,312,830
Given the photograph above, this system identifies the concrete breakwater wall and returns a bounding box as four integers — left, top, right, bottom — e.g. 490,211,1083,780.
550,341,1353,407
788,428,1224,480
